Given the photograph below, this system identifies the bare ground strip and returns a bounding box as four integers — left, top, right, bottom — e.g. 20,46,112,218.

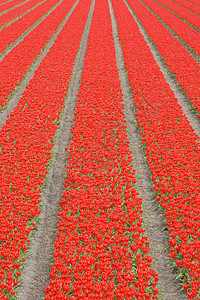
108,0,188,299
0,0,46,31
138,0,200,63
153,0,200,33
0,0,14,7
0,0,62,59
170,0,200,16
0,0,79,131
123,0,200,139
16,1,95,299
0,0,30,16
187,0,200,8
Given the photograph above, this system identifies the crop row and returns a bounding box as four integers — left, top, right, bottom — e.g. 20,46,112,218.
126,0,200,118
0,0,45,31
0,0,27,14
140,0,200,56
173,0,200,15
0,0,91,297
155,0,200,31
0,0,59,55
0,0,199,298
0,0,76,111
0,0,43,29
44,0,159,299
112,0,200,298
187,0,200,6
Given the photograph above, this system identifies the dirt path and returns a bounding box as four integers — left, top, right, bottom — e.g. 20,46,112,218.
170,0,200,16
16,1,95,299
108,0,187,298
0,0,63,60
138,0,200,63
123,0,200,139
153,0,200,32
0,0,30,16
0,0,79,131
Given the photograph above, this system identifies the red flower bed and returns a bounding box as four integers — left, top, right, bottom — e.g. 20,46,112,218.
0,0,25,14
125,0,200,117
155,0,200,31
112,0,200,298
187,0,200,6
0,0,76,111
0,0,44,28
141,0,200,56
44,0,159,299
0,0,43,29
0,0,91,297
0,0,59,54
173,0,200,15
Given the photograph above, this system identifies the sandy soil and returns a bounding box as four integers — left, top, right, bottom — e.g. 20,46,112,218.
0,0,80,132
16,1,95,299
2,0,199,298
123,0,200,137
138,0,200,64
109,0,188,298
0,0,64,61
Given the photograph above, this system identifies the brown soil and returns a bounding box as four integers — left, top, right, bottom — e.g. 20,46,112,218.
139,0,200,63
109,0,187,298
0,0,79,131
123,0,200,138
2,0,197,298
16,1,95,299
0,0,64,61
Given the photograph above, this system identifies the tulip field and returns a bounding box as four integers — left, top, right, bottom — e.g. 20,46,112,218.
0,0,199,299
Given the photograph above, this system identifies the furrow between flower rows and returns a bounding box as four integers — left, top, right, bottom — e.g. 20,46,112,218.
154,0,200,31
114,0,200,298
44,0,159,299
140,0,200,55
0,0,28,14
0,0,59,55
187,0,200,6
0,0,45,30
0,0,14,7
172,0,200,15
109,0,189,298
125,0,200,119
0,0,43,29
0,0,76,113
0,0,63,60
0,0,13,5
16,1,94,298
0,0,19,11
0,0,91,297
